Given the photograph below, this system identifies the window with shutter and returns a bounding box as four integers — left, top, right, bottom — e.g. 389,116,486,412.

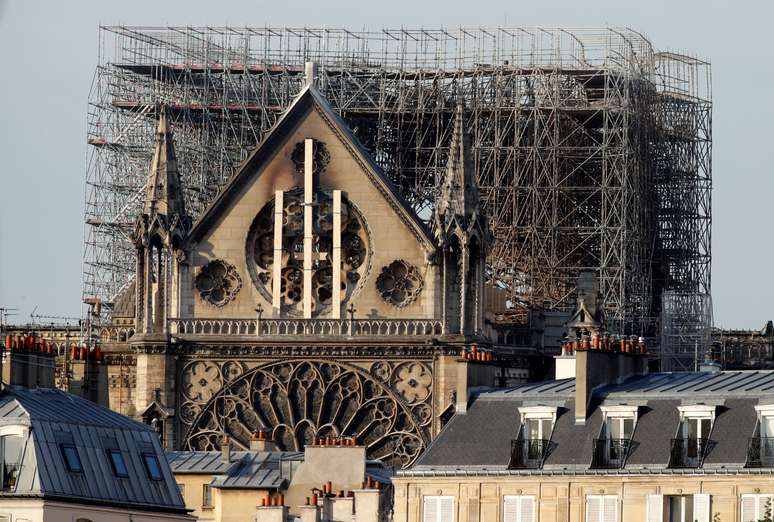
603,496,618,522
586,495,617,522
503,495,536,522
504,496,519,522
692,494,711,522
520,496,535,522
424,495,455,522
647,494,664,522
741,494,773,522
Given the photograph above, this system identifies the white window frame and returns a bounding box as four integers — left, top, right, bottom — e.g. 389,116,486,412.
755,405,774,437
666,495,692,522
518,406,557,441
423,495,455,522
503,495,536,522
600,406,638,439
0,426,28,438
586,494,618,522
676,406,715,440
676,405,715,426
741,493,773,522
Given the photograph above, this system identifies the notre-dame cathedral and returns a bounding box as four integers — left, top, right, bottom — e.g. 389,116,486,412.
98,72,499,468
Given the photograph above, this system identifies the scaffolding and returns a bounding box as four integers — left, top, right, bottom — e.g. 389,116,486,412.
660,291,713,371
84,26,712,356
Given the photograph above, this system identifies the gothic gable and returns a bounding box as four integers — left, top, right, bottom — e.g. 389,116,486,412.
180,86,438,320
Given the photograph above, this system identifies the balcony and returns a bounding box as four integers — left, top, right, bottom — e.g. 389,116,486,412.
508,438,549,469
746,437,774,468
668,437,709,468
591,438,632,469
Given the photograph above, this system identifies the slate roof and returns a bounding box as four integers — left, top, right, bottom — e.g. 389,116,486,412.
167,450,392,489
409,371,774,475
167,450,304,490
0,385,187,513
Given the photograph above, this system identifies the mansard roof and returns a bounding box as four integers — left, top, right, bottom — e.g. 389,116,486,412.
0,385,186,513
409,371,774,474
186,85,434,250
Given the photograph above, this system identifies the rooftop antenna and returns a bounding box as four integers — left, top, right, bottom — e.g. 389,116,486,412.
0,308,19,339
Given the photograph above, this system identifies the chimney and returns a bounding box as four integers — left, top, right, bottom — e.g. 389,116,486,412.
554,341,576,379
573,336,648,425
221,436,231,463
250,430,276,452
455,357,469,413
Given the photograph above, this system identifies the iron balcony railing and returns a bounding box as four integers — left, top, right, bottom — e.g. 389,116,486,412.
746,437,774,468
669,437,709,468
591,438,632,469
508,438,550,469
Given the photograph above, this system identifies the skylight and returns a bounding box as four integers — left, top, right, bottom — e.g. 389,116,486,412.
61,444,83,473
143,453,163,481
107,449,129,478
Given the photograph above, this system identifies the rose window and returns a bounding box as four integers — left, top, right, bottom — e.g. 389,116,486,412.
246,187,370,316
376,260,423,307
194,260,242,307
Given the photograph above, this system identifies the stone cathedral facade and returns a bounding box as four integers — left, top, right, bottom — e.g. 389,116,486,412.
101,83,493,468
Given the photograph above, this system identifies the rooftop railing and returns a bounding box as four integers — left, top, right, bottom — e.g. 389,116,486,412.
591,438,632,469
508,438,550,469
668,437,709,468
746,437,774,468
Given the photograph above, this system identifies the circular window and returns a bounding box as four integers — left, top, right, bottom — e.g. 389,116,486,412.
376,260,423,307
246,187,370,316
195,260,242,307
290,139,330,175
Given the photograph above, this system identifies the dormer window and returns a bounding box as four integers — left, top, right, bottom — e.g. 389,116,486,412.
747,405,774,467
509,406,556,469
669,405,715,468
592,406,637,469
0,434,23,491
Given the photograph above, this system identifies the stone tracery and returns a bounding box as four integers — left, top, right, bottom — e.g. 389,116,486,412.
246,187,370,316
194,260,242,307
180,359,430,468
376,260,424,307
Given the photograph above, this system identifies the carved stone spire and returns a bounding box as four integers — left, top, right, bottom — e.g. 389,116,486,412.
133,106,189,248
144,107,186,220
434,100,487,243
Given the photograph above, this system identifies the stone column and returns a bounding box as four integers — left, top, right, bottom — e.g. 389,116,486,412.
135,245,145,332
133,343,176,447
460,244,469,334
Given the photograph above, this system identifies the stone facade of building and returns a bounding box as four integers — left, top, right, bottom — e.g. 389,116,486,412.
91,80,506,468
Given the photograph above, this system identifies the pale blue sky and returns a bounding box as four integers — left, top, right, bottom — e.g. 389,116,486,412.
0,0,771,328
